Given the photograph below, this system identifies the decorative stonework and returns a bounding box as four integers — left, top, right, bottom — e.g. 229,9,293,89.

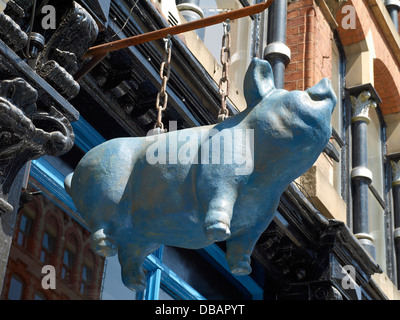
0,1,100,213
350,90,377,124
34,2,98,100
0,77,74,214
392,160,400,186
0,12,27,52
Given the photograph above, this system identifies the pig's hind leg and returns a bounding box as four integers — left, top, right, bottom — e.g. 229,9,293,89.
118,240,161,291
225,203,277,275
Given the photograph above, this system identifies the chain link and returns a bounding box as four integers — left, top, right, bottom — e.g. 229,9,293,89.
155,35,172,132
218,20,231,122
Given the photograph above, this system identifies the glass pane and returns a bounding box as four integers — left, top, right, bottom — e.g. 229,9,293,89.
367,108,384,196
159,287,175,300
331,38,342,136
162,246,243,299
8,276,24,300
199,0,253,92
34,292,46,300
101,255,137,300
1,188,106,300
369,189,386,273
17,214,32,248
331,138,342,197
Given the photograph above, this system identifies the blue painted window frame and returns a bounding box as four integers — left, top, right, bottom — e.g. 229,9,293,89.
29,116,263,300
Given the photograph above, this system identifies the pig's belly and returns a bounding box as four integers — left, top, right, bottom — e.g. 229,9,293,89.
129,209,213,249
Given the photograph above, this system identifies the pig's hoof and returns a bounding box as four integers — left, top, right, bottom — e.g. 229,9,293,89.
122,274,147,292
90,229,118,257
205,222,231,242
231,261,252,275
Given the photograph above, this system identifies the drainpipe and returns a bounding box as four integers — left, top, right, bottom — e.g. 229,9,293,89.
385,0,400,32
349,86,381,259
176,0,205,40
264,0,291,89
392,160,400,288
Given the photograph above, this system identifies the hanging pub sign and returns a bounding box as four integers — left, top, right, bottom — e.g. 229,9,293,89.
64,56,337,291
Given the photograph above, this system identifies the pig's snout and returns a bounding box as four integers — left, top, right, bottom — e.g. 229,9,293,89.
90,229,118,257
306,78,337,113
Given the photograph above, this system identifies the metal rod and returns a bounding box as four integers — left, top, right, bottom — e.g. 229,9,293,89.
74,1,274,80
84,1,273,58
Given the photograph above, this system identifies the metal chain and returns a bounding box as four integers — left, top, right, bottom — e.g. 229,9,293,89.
154,35,172,132
218,20,231,122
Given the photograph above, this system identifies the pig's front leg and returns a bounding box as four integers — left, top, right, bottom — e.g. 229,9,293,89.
225,203,277,275
225,231,258,275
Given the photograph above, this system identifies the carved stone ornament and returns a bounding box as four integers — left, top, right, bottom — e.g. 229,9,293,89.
35,1,99,100
0,77,74,214
392,160,400,186
0,1,98,100
350,90,377,124
0,12,27,52
65,58,337,291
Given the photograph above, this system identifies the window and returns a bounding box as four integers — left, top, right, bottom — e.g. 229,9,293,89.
17,214,33,248
162,246,243,299
7,275,24,300
198,0,254,92
40,231,56,264
34,292,46,300
80,265,93,297
367,107,386,272
61,248,75,283
328,35,346,198
330,36,344,194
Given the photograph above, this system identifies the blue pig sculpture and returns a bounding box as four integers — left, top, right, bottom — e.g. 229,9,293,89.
64,58,336,291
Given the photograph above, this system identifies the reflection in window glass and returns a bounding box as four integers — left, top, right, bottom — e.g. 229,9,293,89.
159,286,175,300
163,246,243,299
8,275,24,300
199,0,253,92
3,184,106,300
34,292,46,300
40,231,55,264
101,255,137,300
17,214,32,248
81,265,93,296
62,248,75,282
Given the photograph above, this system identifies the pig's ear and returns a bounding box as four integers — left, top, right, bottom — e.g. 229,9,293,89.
244,58,275,108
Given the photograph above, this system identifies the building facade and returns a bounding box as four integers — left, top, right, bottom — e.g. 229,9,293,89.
0,0,399,300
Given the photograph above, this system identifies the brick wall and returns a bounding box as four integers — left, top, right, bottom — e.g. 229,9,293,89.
285,0,333,92
286,0,400,115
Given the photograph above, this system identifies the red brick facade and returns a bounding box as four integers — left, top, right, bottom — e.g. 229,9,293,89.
1,186,105,300
285,0,400,115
